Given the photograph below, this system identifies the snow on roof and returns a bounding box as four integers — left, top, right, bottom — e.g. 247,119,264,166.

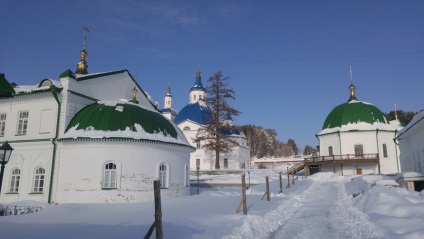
397,110,424,139
14,79,62,93
318,120,402,135
64,123,189,145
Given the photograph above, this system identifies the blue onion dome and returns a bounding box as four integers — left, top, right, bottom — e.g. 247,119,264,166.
174,101,212,125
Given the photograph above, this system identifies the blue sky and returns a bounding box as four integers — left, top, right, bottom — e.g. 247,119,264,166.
1,1,423,149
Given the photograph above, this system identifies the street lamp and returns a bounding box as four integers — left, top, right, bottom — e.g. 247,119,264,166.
0,141,14,193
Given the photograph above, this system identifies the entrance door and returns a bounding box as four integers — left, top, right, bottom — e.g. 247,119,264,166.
356,168,362,175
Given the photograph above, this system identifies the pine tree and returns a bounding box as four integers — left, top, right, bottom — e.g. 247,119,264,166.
196,71,240,169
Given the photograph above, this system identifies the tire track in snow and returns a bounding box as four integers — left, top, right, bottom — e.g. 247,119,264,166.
223,173,387,239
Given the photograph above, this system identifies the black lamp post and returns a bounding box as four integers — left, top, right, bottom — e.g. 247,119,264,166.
0,141,14,193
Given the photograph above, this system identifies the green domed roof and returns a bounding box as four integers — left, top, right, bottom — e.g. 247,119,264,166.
322,101,388,130
65,102,178,139
0,73,15,96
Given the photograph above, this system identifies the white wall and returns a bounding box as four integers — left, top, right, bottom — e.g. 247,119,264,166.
53,141,191,203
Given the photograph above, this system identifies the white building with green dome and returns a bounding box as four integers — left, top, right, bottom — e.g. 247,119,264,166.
306,83,402,176
0,46,193,204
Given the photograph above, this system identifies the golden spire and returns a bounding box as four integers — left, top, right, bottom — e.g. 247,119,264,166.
394,104,398,121
167,80,171,95
348,66,358,102
130,84,139,103
75,26,89,75
196,59,201,77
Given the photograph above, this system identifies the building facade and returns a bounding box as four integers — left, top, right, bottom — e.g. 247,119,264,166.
0,48,193,204
163,68,250,170
307,82,402,176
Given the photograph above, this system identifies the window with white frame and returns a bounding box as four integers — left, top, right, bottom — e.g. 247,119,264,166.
9,168,20,192
103,163,117,189
33,167,45,192
383,144,388,157
224,158,228,169
196,159,200,169
354,144,363,157
328,146,333,157
159,164,167,188
17,111,29,135
0,113,6,137
196,141,200,149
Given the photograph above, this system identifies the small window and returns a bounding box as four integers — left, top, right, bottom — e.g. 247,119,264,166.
193,95,197,101
224,158,228,169
9,168,20,192
196,159,200,169
383,144,388,157
183,126,191,131
103,163,117,189
354,144,363,157
196,141,200,149
33,167,45,192
328,146,333,157
159,164,167,188
0,113,6,137
17,111,29,135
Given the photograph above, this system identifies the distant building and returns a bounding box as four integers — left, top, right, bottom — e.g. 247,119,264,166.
0,44,193,204
395,111,424,191
163,67,250,170
306,81,402,176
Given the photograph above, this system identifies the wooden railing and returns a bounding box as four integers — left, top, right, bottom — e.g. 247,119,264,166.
306,153,379,162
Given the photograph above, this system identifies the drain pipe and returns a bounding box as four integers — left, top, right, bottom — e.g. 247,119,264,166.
48,85,61,204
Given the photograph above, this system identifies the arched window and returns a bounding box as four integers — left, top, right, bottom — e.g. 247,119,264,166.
183,126,191,131
103,163,117,189
328,146,333,157
383,144,388,157
193,95,197,101
9,168,20,192
33,167,45,192
159,164,168,188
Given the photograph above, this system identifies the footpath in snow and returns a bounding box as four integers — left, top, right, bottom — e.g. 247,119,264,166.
1,171,424,239
224,173,386,239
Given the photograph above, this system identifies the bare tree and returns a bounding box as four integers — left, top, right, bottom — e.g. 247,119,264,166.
196,71,240,169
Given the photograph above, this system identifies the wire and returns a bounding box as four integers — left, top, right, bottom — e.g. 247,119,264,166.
1,51,423,67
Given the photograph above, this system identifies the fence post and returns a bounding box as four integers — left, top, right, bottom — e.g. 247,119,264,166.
279,173,283,193
266,176,270,201
145,180,163,239
154,180,163,239
242,174,247,215
286,168,290,188
292,171,295,185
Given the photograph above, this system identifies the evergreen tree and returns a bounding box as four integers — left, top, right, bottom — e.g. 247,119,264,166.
303,145,317,155
196,71,240,169
287,138,299,156
384,109,419,126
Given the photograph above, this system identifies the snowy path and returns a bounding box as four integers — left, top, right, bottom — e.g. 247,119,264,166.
224,173,387,239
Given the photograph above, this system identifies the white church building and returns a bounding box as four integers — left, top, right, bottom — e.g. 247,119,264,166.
162,68,250,171
306,80,402,176
0,45,193,204
395,111,424,191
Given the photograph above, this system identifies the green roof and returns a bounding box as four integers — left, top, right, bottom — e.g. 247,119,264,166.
322,101,388,130
0,73,15,96
65,102,178,139
59,69,76,79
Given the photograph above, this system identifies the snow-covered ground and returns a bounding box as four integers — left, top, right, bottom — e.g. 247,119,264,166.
1,171,423,239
